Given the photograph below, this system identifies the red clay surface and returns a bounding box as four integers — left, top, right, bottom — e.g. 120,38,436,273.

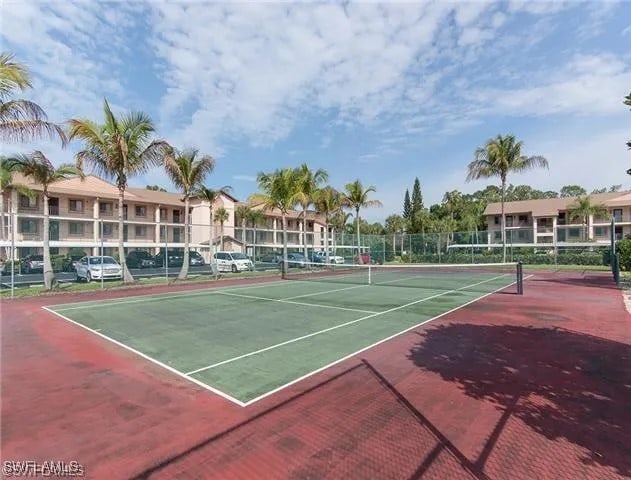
1,271,630,479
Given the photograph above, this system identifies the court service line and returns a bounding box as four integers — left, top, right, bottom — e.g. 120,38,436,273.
213,291,379,315
185,273,511,376
242,274,534,406
41,306,246,407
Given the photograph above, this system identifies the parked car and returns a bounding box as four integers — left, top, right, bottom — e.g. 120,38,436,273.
75,256,122,282
65,249,87,272
284,252,307,268
354,253,378,265
307,252,327,264
259,252,283,263
126,250,156,269
313,251,345,264
21,254,44,273
154,249,184,267
213,251,253,273
189,251,205,266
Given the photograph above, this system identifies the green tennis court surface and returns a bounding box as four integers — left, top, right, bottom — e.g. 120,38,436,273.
45,264,520,406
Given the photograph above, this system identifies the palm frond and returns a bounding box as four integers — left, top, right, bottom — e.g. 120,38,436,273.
0,53,32,100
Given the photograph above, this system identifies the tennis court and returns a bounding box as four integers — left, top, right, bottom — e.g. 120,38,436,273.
43,262,523,406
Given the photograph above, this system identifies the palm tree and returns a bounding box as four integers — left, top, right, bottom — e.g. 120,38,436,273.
215,207,229,251
466,134,548,262
164,148,215,280
314,186,341,263
0,53,66,144
68,99,171,283
385,214,405,257
250,168,301,277
342,180,382,264
295,164,328,258
235,204,252,253
194,185,232,260
245,208,266,264
568,196,609,241
0,158,34,258
330,210,352,259
7,151,83,289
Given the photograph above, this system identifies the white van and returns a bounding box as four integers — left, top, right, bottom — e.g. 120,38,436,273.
213,251,254,273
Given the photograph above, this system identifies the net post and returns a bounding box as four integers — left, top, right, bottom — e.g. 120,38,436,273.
517,261,523,295
368,264,372,285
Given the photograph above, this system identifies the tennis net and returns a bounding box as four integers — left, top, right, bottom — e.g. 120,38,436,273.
284,261,524,294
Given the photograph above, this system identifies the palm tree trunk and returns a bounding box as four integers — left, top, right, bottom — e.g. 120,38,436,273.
281,213,288,278
0,190,6,260
209,209,214,257
220,222,224,251
178,197,190,280
303,208,308,259
42,193,56,290
324,215,330,264
356,207,362,264
501,178,506,263
118,187,133,283
253,223,257,265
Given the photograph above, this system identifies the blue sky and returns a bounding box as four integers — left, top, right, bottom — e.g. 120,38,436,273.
2,1,631,221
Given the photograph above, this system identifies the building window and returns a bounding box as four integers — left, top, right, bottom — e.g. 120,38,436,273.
320,227,324,234
518,215,528,223
506,216,513,227
494,231,501,241
613,209,622,222
568,228,580,237
69,222,84,235
518,230,528,240
160,208,168,222
102,223,113,236
135,225,147,237
173,210,181,223
19,219,38,233
99,202,113,215
594,227,606,237
69,199,84,212
307,221,314,229
494,216,500,225
19,194,38,208
135,206,147,217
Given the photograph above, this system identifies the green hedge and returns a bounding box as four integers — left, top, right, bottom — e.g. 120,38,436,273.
400,252,607,266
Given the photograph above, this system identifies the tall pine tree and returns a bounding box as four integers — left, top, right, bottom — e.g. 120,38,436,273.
403,189,411,219
411,178,423,214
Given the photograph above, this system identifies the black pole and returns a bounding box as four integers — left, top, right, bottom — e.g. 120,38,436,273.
517,261,523,295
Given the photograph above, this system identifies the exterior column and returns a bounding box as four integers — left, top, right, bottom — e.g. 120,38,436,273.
552,216,557,253
273,217,278,245
532,216,538,245
92,199,99,255
299,219,304,245
155,206,161,247
588,214,594,240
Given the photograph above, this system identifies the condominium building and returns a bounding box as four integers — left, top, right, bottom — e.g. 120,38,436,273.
1,174,328,260
483,191,630,246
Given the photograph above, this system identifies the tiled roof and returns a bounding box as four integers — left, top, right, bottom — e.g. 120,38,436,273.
484,191,626,216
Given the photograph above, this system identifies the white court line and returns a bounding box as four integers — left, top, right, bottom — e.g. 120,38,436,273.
242,274,533,406
185,273,511,376
214,291,378,315
41,306,246,407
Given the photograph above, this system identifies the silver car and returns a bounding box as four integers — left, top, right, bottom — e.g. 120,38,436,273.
75,256,122,282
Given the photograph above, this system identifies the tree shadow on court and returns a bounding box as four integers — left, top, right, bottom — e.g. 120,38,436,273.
408,324,631,476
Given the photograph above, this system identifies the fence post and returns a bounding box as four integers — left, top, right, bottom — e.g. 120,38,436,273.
517,261,524,295
164,236,169,283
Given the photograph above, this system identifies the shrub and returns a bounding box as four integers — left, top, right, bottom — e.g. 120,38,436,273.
616,238,631,271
